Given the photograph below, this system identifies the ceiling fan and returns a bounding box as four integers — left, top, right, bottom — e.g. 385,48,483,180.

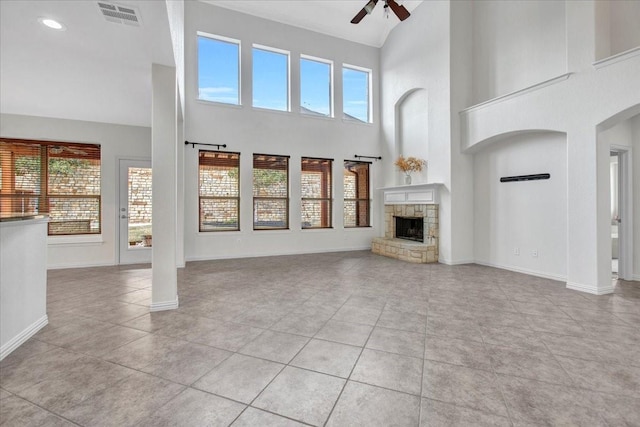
351,0,411,24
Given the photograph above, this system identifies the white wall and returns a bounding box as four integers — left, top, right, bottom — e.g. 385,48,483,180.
165,0,185,113
0,113,151,268
609,0,640,56
449,0,475,264
472,0,567,104
633,115,640,279
396,89,428,183
380,1,475,264
183,2,382,261
474,132,567,280
380,1,456,262
462,0,640,293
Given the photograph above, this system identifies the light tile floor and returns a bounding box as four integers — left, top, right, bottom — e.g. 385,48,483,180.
1,251,639,426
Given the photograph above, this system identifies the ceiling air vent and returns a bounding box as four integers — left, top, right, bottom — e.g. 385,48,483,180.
97,2,141,27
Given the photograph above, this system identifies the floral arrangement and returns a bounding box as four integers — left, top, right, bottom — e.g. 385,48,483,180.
394,156,426,174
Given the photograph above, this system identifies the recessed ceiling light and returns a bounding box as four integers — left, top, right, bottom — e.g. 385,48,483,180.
38,17,66,31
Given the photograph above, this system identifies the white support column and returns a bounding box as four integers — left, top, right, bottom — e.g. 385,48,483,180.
176,113,185,268
151,63,179,311
566,127,613,295
564,2,613,294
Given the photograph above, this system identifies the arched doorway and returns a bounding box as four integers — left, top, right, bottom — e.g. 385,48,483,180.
597,105,639,282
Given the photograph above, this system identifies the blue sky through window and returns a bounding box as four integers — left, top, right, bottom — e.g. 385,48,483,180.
198,35,239,105
198,34,371,123
300,58,331,117
253,47,289,111
343,67,370,123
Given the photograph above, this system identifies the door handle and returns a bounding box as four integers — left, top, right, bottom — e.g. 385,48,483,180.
121,215,129,219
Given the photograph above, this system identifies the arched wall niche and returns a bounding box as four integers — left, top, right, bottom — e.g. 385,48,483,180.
394,88,428,183
473,129,569,281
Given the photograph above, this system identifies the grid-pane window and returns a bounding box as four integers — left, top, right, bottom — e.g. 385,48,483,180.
253,154,289,230
253,46,289,111
302,158,332,229
343,65,371,123
344,161,370,227
300,57,332,117
198,33,240,105
0,138,101,235
199,151,240,232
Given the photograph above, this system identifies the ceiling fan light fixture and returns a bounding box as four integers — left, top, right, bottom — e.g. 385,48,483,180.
351,0,410,24
364,0,377,14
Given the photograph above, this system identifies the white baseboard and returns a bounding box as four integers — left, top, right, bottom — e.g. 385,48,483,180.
150,297,179,312
185,246,371,263
47,261,114,270
567,281,615,295
632,274,640,282
438,258,475,266
474,260,566,282
0,315,48,361
50,261,188,270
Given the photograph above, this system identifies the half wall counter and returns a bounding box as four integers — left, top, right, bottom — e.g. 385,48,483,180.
0,214,49,360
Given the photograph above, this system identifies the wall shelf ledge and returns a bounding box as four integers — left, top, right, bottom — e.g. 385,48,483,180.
593,47,640,70
378,183,443,205
460,73,572,115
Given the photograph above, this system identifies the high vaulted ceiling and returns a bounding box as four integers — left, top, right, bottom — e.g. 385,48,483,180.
0,1,422,128
204,0,424,48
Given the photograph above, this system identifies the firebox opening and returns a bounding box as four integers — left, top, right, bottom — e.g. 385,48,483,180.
394,216,424,242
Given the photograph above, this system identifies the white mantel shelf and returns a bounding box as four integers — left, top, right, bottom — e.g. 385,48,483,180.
378,183,443,205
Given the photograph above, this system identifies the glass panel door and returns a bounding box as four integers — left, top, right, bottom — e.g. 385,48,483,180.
119,159,152,264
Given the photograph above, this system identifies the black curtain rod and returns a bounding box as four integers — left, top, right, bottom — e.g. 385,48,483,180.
185,140,227,149
354,155,382,161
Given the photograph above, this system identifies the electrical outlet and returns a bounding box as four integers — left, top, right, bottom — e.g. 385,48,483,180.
514,247,520,255
532,249,538,257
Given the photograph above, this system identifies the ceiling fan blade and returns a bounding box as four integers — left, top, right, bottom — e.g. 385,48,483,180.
351,8,368,24
387,0,410,21
351,0,378,24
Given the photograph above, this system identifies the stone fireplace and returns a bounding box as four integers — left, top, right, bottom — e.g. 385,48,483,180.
395,216,424,242
372,184,440,263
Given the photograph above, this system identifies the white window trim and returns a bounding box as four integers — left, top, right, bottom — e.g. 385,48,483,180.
252,44,291,112
343,161,372,228
198,150,241,233
342,63,373,124
301,157,334,229
196,31,242,106
300,54,334,118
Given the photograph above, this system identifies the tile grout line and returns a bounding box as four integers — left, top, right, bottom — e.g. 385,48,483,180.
321,299,386,427
476,317,516,426
3,393,84,426
21,257,640,426
416,298,429,427
215,289,356,426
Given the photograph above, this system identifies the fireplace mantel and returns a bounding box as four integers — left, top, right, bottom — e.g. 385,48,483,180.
378,183,443,205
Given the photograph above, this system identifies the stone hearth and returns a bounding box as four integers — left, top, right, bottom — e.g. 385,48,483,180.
372,203,439,263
